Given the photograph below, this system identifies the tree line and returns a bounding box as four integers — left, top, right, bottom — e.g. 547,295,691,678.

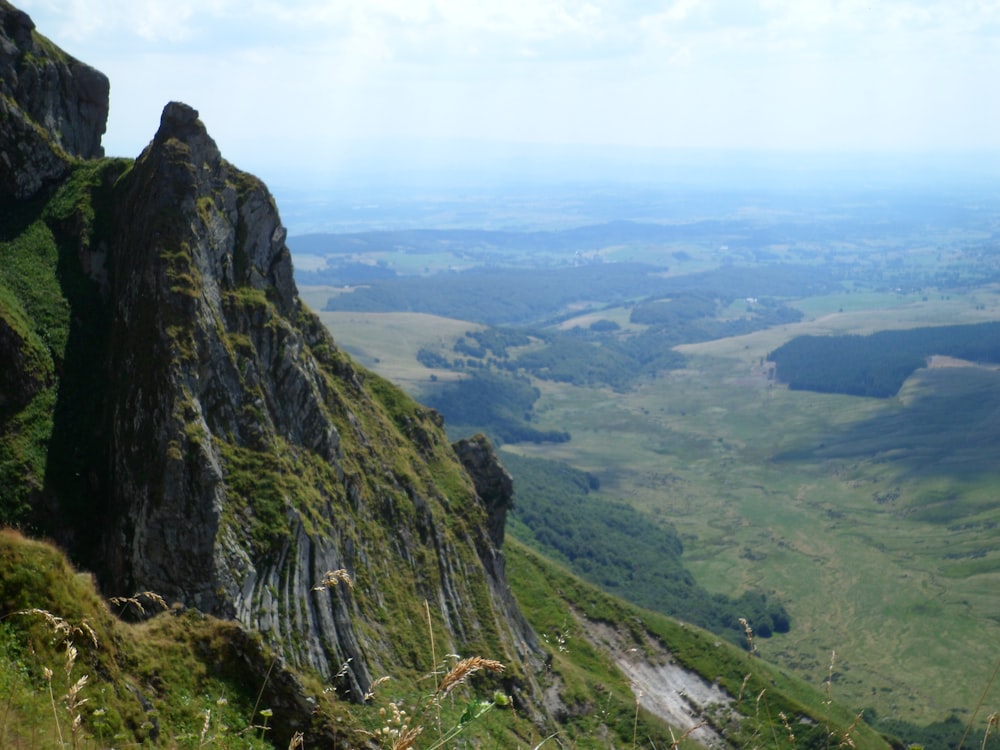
769,321,1000,397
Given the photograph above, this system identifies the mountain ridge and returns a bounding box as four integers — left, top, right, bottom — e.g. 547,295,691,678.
0,3,547,737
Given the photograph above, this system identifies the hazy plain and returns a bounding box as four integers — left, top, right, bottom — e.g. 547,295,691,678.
288,168,1000,723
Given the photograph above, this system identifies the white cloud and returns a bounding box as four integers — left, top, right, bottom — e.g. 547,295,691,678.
22,0,211,42
14,0,1000,175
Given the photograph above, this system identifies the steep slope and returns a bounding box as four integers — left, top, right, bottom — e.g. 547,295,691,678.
99,101,540,697
0,0,541,719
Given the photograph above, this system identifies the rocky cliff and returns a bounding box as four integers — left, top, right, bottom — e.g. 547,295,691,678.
0,0,540,726
0,0,107,200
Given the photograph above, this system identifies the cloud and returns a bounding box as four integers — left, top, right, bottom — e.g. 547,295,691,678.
24,0,1000,56
22,0,215,42
16,0,1000,169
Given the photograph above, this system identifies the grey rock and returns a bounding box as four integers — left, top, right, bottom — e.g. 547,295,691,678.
454,433,514,548
100,100,546,709
0,0,108,199
1,4,552,732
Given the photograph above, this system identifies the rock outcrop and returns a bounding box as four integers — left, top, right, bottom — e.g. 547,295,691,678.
0,0,108,200
97,100,543,700
454,433,515,549
0,1,544,722
454,433,541,709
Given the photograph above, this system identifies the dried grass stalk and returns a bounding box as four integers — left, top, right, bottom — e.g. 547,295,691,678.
437,657,504,696
313,569,354,591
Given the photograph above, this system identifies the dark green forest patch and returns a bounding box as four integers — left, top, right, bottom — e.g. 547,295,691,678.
420,293,802,394
323,261,832,327
768,321,1000,397
324,262,674,325
421,371,570,445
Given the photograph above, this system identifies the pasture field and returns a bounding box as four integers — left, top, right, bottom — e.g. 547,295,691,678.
312,291,1000,724
309,308,480,390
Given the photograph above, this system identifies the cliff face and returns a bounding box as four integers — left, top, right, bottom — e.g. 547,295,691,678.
0,0,108,200
100,100,540,697
0,1,540,716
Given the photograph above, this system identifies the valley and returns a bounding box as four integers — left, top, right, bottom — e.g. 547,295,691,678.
293,186,1000,733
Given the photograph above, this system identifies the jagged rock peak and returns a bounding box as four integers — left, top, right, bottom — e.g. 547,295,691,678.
125,100,297,317
97,90,549,707
0,4,549,729
153,101,222,169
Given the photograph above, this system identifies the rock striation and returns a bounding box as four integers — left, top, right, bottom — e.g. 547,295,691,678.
100,100,542,699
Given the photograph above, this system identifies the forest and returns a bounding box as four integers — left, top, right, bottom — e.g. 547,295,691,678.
420,370,570,444
769,321,1000,397
320,260,836,326
416,296,800,394
323,262,676,325
504,452,791,644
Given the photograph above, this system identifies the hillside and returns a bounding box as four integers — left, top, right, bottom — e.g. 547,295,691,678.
0,3,896,748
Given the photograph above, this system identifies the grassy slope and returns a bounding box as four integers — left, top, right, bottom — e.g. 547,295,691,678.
0,529,528,749
506,539,892,750
0,168,514,746
0,530,286,749
310,307,482,391
0,526,893,749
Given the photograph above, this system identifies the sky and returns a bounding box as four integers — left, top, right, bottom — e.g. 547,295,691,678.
16,0,1000,187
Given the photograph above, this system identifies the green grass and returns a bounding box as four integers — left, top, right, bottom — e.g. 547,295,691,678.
791,290,929,317
0,217,68,362
555,304,644,333
0,159,128,530
0,200,64,528
3,529,827,750
506,539,892,750
0,530,534,749
311,308,481,391
0,530,283,749
296,284,348,313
